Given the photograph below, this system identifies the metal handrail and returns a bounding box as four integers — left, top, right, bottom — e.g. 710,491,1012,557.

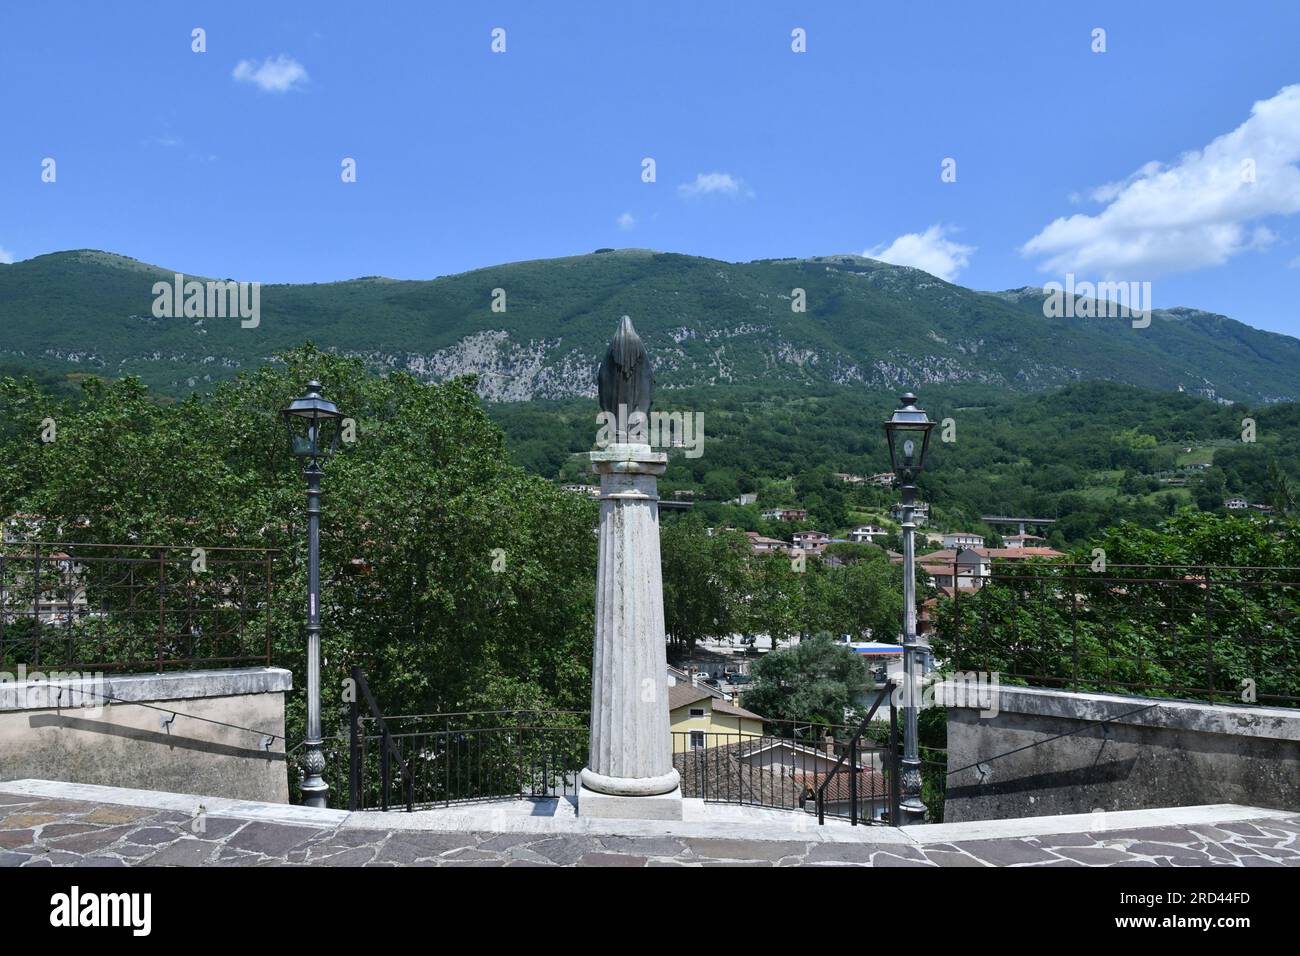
815,681,897,826
349,666,414,811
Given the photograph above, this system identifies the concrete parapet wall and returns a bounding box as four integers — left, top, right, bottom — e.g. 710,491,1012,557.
0,667,292,803
942,683,1300,822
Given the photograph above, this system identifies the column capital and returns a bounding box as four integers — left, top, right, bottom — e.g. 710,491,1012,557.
590,444,667,476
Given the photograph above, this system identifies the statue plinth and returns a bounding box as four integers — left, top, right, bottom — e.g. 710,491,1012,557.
578,442,682,819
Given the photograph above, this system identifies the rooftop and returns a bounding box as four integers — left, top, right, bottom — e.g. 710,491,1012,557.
667,684,764,720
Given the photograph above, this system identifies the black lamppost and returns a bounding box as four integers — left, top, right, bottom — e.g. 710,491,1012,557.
883,392,934,825
282,380,344,808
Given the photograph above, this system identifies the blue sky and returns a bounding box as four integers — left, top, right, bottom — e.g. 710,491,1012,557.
3,1,1299,336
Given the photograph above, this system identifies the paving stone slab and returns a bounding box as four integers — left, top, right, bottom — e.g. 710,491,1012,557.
124,826,185,846
45,825,135,853
79,805,157,825
922,850,989,867
578,852,647,867
526,836,603,865
686,838,809,862
948,839,1064,866
307,846,379,866
871,855,936,867
0,829,36,850
1053,846,1139,865
595,835,689,857
142,839,223,866
225,821,329,856
806,843,892,864
375,832,478,863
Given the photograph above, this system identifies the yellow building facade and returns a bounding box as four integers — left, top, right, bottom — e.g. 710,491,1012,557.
668,685,764,753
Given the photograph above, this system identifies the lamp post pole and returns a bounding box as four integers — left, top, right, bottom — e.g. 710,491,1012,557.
300,454,328,808
883,392,934,827
898,468,927,825
283,380,343,810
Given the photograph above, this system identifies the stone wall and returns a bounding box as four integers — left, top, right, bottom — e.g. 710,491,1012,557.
0,667,292,803
942,683,1300,822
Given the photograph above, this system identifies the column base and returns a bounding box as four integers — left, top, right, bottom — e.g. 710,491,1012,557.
578,782,684,821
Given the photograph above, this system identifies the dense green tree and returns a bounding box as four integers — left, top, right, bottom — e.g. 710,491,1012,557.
659,519,749,650
0,348,601,792
742,633,870,728
932,511,1300,706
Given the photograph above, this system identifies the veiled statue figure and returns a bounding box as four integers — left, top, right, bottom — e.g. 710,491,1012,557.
597,315,654,424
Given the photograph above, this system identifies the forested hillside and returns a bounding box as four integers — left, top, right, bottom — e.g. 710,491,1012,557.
2,248,1298,403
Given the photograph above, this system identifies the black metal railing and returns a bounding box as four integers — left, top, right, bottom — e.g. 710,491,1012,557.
934,561,1300,706
348,668,586,811
0,542,276,671
672,703,899,826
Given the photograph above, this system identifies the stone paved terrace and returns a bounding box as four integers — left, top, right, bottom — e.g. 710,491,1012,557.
1,780,1298,867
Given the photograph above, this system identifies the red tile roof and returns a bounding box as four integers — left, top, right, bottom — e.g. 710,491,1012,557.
794,768,890,802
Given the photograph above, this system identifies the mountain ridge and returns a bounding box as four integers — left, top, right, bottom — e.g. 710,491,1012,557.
1,248,1297,403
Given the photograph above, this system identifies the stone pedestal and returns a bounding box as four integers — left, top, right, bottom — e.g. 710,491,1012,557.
578,443,682,820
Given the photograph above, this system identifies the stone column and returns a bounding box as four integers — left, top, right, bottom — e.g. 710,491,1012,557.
578,442,682,819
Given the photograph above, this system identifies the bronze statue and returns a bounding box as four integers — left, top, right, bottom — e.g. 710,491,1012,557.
597,316,654,435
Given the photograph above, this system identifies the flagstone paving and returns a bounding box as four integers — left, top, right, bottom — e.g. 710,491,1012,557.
1,789,1297,867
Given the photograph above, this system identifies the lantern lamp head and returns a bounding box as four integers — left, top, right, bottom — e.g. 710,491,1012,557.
282,380,344,464
883,392,934,480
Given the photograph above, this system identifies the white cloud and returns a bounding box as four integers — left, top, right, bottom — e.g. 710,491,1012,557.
616,212,636,231
865,224,975,281
1023,84,1300,278
678,172,750,199
1289,254,1300,269
232,55,309,93
0,247,14,265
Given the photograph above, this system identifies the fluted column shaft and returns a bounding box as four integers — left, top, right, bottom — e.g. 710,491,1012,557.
580,443,680,796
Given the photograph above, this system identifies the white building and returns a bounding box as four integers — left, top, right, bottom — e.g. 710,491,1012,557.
890,501,929,525
942,532,985,550
849,524,888,544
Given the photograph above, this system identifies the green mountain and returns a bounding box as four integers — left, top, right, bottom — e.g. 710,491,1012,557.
1,248,1297,403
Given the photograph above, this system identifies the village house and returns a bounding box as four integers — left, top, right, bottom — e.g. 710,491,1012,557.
669,685,765,753
918,544,1066,592
761,508,808,522
942,531,986,550
890,501,929,525
849,524,888,544
1003,533,1046,549
744,531,788,554
792,530,830,550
